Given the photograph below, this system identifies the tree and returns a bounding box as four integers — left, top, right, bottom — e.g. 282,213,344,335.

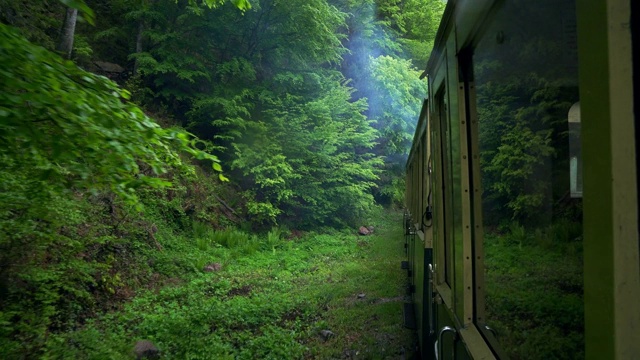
0,23,223,205
376,0,445,65
367,55,427,205
230,74,383,227
0,23,227,355
56,7,77,58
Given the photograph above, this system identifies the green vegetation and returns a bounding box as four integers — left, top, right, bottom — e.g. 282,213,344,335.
473,5,584,358
484,221,584,360
0,23,223,203
3,207,415,358
0,0,592,358
0,0,445,225
0,0,442,356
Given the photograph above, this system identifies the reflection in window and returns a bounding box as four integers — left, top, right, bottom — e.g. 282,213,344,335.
568,102,582,198
473,0,584,359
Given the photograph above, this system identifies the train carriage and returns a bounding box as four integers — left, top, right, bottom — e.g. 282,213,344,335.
403,0,638,358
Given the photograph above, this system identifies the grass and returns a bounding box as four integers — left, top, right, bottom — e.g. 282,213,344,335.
484,221,584,360
39,209,416,359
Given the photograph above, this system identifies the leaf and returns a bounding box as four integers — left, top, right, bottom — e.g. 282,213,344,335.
57,0,96,25
231,0,252,11
0,24,224,205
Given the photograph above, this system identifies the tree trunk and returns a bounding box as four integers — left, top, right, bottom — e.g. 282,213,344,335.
56,8,78,59
133,21,144,76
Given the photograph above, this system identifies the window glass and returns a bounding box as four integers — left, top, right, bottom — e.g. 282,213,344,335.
473,0,584,358
436,88,454,288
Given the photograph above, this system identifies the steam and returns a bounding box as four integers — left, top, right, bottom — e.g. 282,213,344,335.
341,2,426,165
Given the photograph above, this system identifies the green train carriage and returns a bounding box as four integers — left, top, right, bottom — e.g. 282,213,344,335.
403,0,639,358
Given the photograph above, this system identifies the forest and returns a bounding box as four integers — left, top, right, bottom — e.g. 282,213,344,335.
0,0,444,357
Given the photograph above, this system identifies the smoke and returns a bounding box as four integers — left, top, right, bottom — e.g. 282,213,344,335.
340,1,426,164
340,1,391,106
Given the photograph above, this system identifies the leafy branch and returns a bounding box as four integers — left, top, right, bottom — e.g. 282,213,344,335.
0,24,225,206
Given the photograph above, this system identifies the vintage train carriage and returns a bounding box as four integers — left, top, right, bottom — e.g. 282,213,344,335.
404,0,638,359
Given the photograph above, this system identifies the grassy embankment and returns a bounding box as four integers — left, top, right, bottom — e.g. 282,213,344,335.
42,209,416,359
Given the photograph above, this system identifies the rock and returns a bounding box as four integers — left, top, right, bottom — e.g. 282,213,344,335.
357,293,366,299
343,349,360,358
203,263,222,272
366,226,374,233
358,226,370,236
133,340,159,359
320,329,335,341
93,61,125,73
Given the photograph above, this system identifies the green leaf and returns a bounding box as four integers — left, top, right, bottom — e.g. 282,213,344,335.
57,0,96,25
231,0,252,11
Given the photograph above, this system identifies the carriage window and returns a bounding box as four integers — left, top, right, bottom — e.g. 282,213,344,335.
472,0,584,358
437,88,454,288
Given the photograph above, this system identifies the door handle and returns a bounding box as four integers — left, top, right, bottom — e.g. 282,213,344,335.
435,326,457,360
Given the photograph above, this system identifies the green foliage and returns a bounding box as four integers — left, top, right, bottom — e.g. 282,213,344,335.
485,118,554,219
211,229,256,251
0,0,64,49
195,0,252,11
0,0,442,357
58,0,95,25
7,0,441,229
0,24,230,357
484,224,584,359
369,55,426,156
71,33,93,64
0,191,115,356
365,55,426,206
18,209,414,359
264,227,284,249
130,0,346,114
377,0,446,65
477,74,575,222
0,160,243,356
0,23,223,205
331,0,439,207
104,0,380,228
230,75,383,227
474,2,580,224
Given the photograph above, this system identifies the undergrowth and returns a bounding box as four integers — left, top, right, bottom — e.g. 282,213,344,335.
2,207,414,359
